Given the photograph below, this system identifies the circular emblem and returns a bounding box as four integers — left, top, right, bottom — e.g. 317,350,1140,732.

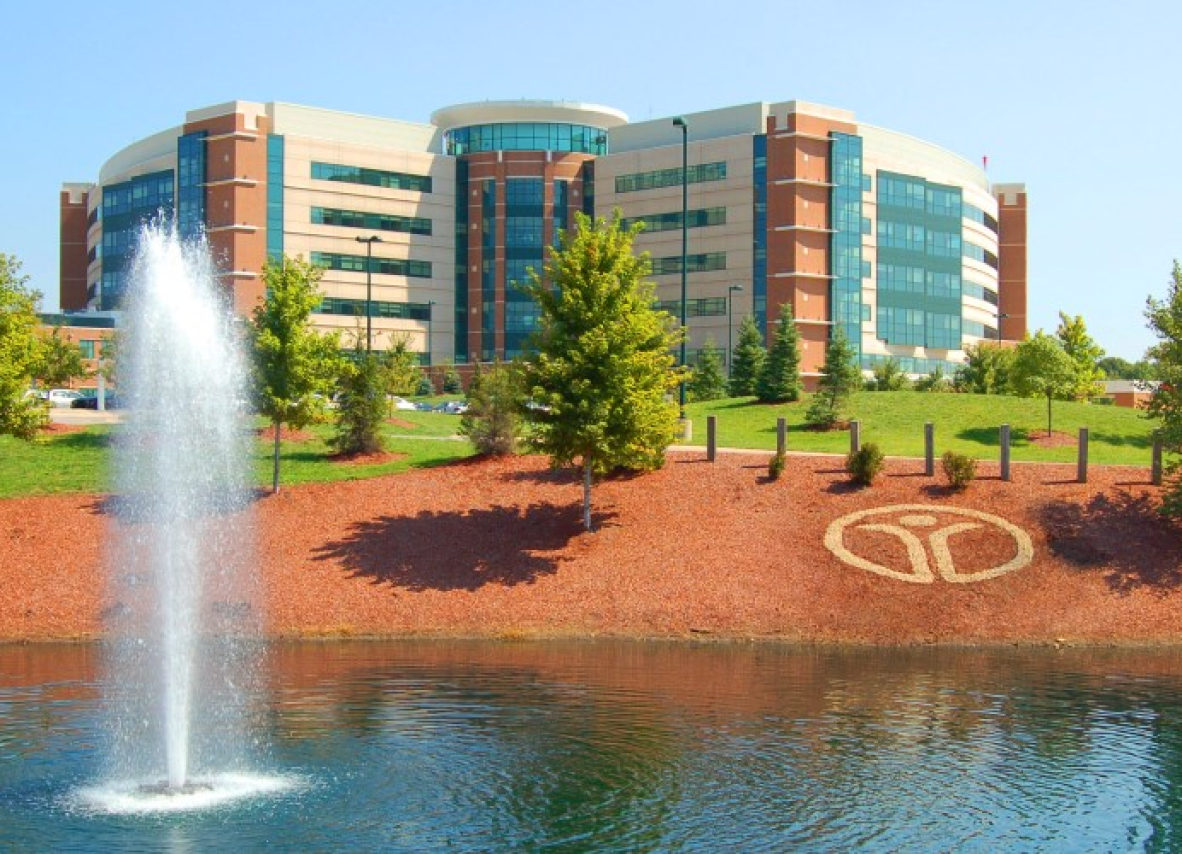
824,504,1033,584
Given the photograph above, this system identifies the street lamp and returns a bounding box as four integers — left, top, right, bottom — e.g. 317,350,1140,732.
673,116,688,421
355,235,383,353
426,300,436,367
996,312,1010,343
727,284,743,377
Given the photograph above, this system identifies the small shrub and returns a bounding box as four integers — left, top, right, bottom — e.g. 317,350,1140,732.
768,449,786,481
416,375,436,396
941,450,977,490
846,442,885,486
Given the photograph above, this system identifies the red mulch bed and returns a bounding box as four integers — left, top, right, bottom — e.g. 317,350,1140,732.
329,450,407,467
40,423,87,436
255,425,315,443
1028,431,1077,449
2,451,1180,645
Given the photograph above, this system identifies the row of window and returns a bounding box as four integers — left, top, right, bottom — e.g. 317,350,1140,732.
963,202,999,233
963,241,1000,269
860,353,963,375
878,263,962,299
963,320,1000,339
312,207,432,236
653,297,727,318
877,221,962,258
102,171,174,216
620,207,727,233
877,172,962,219
962,279,999,306
310,251,432,279
650,252,727,275
315,296,432,321
877,306,961,350
615,162,727,194
312,162,432,193
444,123,608,156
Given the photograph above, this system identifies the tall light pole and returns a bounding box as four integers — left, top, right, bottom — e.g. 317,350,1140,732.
727,284,743,378
997,312,1009,343
673,116,688,421
427,300,436,366
355,235,383,353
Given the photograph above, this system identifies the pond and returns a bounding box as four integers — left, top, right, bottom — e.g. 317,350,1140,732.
3,640,1182,851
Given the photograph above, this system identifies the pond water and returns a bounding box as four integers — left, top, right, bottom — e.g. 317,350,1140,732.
3,640,1182,851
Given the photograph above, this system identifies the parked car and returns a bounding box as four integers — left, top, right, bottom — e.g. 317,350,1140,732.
390,396,418,411
443,401,469,414
46,389,84,408
71,392,123,410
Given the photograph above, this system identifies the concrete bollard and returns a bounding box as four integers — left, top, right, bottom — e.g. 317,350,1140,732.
850,420,861,455
776,417,787,458
1153,437,1164,486
1077,427,1089,483
1000,424,1011,482
707,415,717,462
924,422,935,477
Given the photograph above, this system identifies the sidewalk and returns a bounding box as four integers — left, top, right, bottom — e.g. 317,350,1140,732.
49,407,123,426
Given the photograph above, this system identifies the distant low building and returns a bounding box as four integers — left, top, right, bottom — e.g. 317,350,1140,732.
37,312,119,391
1100,379,1158,409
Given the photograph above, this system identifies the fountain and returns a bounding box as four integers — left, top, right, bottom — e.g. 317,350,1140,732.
79,224,289,812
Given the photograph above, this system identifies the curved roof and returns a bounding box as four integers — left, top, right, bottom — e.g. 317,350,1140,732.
431,100,628,131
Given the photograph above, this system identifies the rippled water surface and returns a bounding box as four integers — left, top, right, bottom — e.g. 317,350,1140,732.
4,641,1182,851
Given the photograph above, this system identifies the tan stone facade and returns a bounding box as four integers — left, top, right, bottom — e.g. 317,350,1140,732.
61,98,1023,380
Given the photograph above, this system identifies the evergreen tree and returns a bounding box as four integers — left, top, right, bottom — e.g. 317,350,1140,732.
520,211,680,531
0,254,48,439
460,360,523,455
333,344,387,456
1145,261,1182,516
250,255,342,492
728,314,766,397
755,301,803,403
1010,331,1077,436
688,337,727,402
805,325,861,429
1056,311,1106,400
442,361,463,394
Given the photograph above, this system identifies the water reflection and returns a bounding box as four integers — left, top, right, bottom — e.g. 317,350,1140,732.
3,641,1182,850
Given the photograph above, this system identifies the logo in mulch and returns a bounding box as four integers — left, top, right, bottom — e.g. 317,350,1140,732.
824,504,1033,584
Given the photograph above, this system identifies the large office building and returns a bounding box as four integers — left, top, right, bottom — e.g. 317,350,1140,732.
60,98,1026,381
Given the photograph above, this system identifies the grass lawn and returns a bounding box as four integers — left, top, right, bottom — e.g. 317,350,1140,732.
0,411,474,499
0,392,1160,499
685,391,1158,466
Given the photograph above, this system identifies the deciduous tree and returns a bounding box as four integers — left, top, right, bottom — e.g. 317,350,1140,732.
955,342,1014,394
1056,311,1105,400
1009,331,1077,436
249,255,342,492
0,254,48,439
520,211,680,531
34,325,88,389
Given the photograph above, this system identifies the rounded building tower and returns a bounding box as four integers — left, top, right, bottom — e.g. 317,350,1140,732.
432,101,627,361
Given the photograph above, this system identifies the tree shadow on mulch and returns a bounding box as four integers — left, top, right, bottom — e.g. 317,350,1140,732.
312,502,613,592
1036,492,1182,593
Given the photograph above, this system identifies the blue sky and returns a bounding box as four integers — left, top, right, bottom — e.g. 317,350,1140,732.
4,0,1179,360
